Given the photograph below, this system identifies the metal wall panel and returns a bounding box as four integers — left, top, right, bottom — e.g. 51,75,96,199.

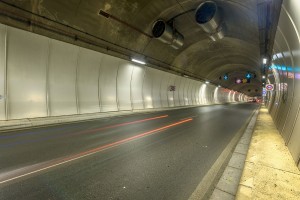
152,68,163,108
131,64,145,110
191,80,197,105
167,74,176,107
143,67,153,109
99,54,119,112
195,82,201,105
0,23,250,122
273,39,293,133
160,72,170,108
276,3,300,143
218,89,225,103
199,84,207,104
183,78,190,105
7,27,48,119
271,46,284,123
213,87,219,103
282,0,300,164
0,24,6,120
77,48,102,114
117,61,134,111
187,79,194,105
178,77,186,106
173,76,181,106
48,40,78,116
233,92,237,102
288,114,300,162
207,85,215,104
266,0,300,167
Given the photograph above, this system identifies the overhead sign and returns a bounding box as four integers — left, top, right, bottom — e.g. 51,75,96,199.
223,74,229,80
246,73,252,79
265,84,274,91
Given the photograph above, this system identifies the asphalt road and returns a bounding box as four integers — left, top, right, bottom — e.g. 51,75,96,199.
0,103,258,200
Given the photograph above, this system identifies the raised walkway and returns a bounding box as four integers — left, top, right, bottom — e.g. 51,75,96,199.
236,106,300,199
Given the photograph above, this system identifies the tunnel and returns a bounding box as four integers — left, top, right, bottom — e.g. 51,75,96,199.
0,0,299,199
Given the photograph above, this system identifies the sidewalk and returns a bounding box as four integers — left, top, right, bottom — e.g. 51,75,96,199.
236,106,300,199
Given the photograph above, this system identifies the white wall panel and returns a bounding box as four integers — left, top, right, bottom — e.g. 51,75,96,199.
77,48,102,114
199,84,207,104
173,76,181,106
143,67,153,109
281,0,300,164
131,64,145,110
274,48,292,132
266,0,300,168
183,78,190,105
179,77,186,106
152,69,163,108
0,24,6,120
99,54,119,112
117,61,133,111
176,77,186,106
0,23,251,123
7,27,48,119
160,72,169,108
48,40,78,116
187,79,194,105
190,81,197,105
204,85,211,104
288,115,300,162
275,3,300,143
195,82,201,105
167,74,176,107
213,87,219,103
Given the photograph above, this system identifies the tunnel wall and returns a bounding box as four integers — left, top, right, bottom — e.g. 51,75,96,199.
267,0,300,168
0,24,245,121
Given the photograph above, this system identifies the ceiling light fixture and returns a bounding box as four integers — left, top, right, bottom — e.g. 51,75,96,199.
263,58,267,64
131,58,146,65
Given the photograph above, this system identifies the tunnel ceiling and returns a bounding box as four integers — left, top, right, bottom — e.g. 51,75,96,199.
0,0,282,96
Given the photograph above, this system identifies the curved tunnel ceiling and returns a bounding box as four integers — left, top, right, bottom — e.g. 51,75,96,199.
0,0,267,96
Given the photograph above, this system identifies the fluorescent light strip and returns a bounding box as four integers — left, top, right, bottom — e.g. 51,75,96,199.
131,58,146,65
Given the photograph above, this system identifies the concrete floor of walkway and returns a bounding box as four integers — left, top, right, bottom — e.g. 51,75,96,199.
236,106,300,199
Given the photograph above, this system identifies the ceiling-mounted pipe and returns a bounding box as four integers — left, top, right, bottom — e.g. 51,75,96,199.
152,19,184,49
195,1,224,41
99,10,153,38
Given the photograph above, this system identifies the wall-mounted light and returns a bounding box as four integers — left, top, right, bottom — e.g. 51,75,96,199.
262,75,266,79
205,81,210,84
263,58,268,64
131,58,146,65
218,85,221,87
